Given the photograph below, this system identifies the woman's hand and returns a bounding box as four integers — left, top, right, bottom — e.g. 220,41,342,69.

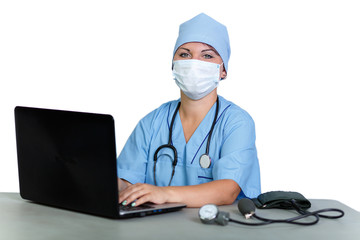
118,178,131,192
118,179,240,207
118,183,170,207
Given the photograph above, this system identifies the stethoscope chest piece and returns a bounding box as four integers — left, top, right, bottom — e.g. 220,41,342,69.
199,154,211,168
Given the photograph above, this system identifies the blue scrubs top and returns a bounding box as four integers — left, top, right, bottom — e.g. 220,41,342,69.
117,96,261,199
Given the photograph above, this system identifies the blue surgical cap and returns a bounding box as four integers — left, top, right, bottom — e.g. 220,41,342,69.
173,13,231,72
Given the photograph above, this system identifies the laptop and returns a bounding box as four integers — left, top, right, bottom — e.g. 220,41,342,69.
14,106,186,218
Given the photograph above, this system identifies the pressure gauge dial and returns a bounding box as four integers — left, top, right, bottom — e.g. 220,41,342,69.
198,204,219,224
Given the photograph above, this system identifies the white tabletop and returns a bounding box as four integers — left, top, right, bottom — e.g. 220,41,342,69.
0,193,359,240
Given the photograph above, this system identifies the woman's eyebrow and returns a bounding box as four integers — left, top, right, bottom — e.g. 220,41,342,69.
201,49,215,52
202,49,220,55
179,47,190,52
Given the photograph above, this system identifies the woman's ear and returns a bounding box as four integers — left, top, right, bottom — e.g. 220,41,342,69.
220,68,227,80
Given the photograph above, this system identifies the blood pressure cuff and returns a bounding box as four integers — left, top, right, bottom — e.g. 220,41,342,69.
252,191,311,210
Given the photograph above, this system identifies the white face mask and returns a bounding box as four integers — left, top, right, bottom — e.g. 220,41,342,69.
172,60,222,100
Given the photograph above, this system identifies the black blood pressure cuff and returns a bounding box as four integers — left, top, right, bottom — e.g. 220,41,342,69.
252,191,311,210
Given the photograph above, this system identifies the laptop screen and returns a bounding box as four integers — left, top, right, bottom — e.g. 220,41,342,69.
15,106,120,218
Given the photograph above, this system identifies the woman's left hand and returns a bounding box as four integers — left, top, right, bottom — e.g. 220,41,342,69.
119,183,170,207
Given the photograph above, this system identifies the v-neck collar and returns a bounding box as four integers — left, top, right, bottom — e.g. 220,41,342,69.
177,98,217,141
176,100,219,164
167,97,232,165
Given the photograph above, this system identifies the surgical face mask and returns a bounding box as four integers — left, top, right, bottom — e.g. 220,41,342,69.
172,60,222,100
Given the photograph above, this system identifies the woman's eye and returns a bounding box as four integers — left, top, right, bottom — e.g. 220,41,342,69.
179,52,191,58
203,54,214,59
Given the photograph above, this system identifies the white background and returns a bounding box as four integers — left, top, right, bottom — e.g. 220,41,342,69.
1,0,359,211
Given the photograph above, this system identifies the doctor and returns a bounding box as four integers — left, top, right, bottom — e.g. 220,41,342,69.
117,13,261,208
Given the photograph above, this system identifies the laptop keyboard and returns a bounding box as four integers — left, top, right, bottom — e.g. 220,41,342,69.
119,203,154,212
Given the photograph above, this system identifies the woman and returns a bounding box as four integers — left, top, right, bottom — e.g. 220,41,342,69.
117,13,261,208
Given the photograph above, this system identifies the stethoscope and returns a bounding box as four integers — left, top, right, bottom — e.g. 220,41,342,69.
153,97,219,186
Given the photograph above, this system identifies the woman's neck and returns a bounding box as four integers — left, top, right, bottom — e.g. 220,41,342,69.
180,90,217,118
179,90,218,143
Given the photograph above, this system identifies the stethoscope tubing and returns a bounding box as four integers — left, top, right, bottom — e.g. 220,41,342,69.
205,97,219,155
153,97,219,186
229,199,344,226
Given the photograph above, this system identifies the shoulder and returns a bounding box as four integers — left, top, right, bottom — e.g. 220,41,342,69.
139,99,180,127
217,96,257,151
218,96,255,127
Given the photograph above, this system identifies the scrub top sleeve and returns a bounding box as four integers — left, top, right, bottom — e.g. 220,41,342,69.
213,111,261,199
117,115,153,184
